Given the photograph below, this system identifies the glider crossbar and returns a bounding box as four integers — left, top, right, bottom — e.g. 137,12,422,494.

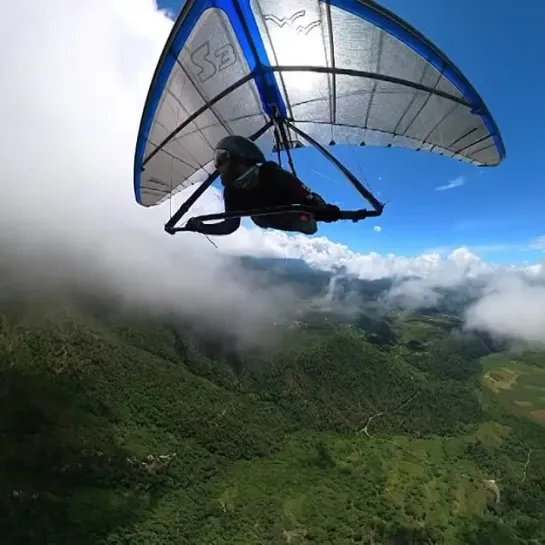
167,203,380,233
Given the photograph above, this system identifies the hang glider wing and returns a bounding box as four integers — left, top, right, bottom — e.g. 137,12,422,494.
134,0,506,207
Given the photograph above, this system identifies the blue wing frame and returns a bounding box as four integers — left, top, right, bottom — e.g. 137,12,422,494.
134,0,287,205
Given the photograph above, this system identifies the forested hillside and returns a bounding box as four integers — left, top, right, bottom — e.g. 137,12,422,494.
1,286,545,544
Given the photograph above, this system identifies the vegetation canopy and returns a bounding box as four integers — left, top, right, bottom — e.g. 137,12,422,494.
1,272,544,544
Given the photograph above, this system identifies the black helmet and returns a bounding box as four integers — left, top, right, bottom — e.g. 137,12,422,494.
214,135,266,168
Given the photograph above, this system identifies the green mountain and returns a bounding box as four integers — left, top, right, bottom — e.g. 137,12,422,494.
1,280,545,544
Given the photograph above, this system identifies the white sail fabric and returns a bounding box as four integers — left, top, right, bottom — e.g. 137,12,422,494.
134,0,505,207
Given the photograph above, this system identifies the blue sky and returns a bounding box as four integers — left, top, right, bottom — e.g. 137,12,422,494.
156,0,544,263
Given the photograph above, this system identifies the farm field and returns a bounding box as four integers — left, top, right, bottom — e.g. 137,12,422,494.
481,353,545,425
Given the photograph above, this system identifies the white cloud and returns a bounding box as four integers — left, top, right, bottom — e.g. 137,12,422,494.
464,274,545,347
529,235,545,251
0,0,298,347
373,225,382,232
436,175,466,191
220,230,504,282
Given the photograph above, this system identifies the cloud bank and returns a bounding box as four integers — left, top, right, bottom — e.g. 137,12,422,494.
1,0,543,350
0,0,298,347
464,274,545,348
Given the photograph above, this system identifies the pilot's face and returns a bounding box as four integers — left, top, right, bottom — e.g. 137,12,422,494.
214,149,235,186
217,161,229,177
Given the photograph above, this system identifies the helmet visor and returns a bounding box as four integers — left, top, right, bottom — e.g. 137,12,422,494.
214,148,231,170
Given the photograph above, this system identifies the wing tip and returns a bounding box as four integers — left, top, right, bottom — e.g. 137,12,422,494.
341,0,506,160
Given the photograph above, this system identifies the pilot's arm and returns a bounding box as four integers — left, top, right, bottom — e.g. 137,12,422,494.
184,187,241,236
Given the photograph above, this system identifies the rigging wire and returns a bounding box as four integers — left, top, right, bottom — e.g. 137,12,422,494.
271,105,298,178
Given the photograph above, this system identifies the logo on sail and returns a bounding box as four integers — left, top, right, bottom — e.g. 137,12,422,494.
264,10,320,35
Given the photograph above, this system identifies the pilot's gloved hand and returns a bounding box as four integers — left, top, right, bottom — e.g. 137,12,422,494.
316,204,341,223
184,217,203,232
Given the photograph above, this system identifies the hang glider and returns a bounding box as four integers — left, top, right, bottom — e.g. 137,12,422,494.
133,0,506,235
